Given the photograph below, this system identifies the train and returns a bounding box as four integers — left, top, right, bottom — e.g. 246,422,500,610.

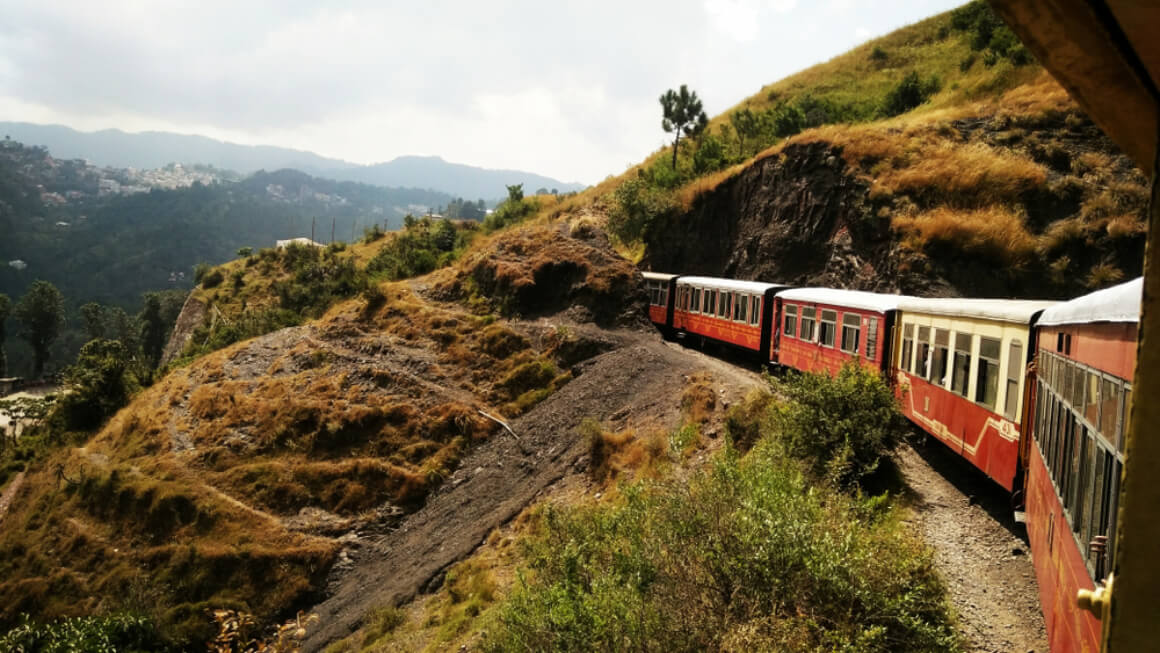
642,271,1141,653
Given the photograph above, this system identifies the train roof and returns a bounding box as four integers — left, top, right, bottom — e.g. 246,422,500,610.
897,297,1057,324
1037,277,1143,327
777,287,910,313
675,276,788,293
641,271,677,282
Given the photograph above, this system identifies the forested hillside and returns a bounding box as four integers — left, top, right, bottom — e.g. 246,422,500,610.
0,141,455,375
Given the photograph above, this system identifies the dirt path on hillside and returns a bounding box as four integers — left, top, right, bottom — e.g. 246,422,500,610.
0,472,25,525
897,440,1048,653
303,336,755,651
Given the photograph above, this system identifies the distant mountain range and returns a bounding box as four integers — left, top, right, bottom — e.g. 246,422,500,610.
0,122,586,200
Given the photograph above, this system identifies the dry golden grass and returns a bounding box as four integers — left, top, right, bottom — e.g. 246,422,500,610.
892,205,1037,265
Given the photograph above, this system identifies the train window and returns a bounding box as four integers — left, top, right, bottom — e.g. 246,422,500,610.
1065,333,1072,355
866,318,879,360
951,333,972,397
1004,341,1023,420
783,304,798,338
932,329,950,387
801,307,817,342
901,324,914,371
819,310,837,347
705,289,716,315
1083,372,1100,426
975,337,1001,410
1057,332,1065,353
1071,364,1087,412
737,294,747,323
1071,426,1091,532
659,283,668,308
749,296,760,326
718,292,730,318
917,326,931,378
840,313,861,354
1120,387,1131,454
1099,378,1119,442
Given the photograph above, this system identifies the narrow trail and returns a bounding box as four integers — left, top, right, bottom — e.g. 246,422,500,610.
0,472,26,525
897,440,1048,653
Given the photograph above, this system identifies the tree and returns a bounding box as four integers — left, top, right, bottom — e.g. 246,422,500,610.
505,184,524,203
14,281,64,377
660,85,709,169
80,302,105,341
729,108,761,158
0,294,9,376
58,339,137,430
140,293,166,370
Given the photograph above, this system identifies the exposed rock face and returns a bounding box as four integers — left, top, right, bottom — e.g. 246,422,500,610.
159,292,208,366
644,142,904,293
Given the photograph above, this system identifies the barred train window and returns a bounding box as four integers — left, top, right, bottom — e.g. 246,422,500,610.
1100,378,1119,443
840,314,860,354
951,333,972,397
705,289,715,315
866,318,878,361
932,329,949,387
659,283,668,308
738,294,748,323
732,293,742,321
900,324,914,372
718,292,730,318
819,310,838,347
917,326,931,378
1004,341,1023,420
801,307,817,342
975,337,1000,410
749,296,760,326
783,304,798,338
1083,372,1100,426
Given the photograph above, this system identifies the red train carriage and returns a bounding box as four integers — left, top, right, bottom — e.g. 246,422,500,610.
1026,278,1140,653
672,276,787,356
774,288,906,376
642,271,678,331
893,298,1055,491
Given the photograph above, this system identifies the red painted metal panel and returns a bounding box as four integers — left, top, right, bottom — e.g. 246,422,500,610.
1038,323,1137,380
648,304,667,326
673,309,763,352
775,303,888,375
1025,445,1102,653
895,370,1021,490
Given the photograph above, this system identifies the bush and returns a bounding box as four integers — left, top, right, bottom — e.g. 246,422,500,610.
692,133,729,174
236,246,253,257
769,361,909,488
484,441,958,652
870,45,888,62
607,177,677,243
882,71,941,117
200,268,224,289
57,338,139,430
0,613,172,652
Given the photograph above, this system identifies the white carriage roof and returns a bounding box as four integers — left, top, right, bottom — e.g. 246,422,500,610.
1037,277,1143,326
777,287,910,313
676,276,787,293
897,297,1057,324
641,271,677,281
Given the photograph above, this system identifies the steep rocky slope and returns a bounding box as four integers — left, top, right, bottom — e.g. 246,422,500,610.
643,73,1147,299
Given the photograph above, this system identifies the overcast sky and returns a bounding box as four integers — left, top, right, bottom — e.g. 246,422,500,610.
0,0,963,184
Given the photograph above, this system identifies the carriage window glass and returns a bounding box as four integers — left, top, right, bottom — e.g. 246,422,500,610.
718,292,730,318
840,313,861,354
1071,364,1086,410
1057,332,1065,353
975,337,1000,409
783,304,798,338
932,329,950,387
1004,341,1023,420
1070,425,1090,532
900,323,914,371
917,326,931,379
951,333,973,397
706,289,716,314
866,318,879,361
1120,387,1131,454
819,309,838,347
1099,378,1119,442
660,283,668,307
750,296,761,326
737,294,748,323
801,307,817,342
1084,371,1100,427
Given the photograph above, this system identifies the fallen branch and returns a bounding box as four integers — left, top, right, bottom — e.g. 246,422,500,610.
477,409,519,442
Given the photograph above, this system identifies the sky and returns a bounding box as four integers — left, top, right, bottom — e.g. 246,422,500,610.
0,0,964,184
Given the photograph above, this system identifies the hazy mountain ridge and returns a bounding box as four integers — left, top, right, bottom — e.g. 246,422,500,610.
0,122,586,199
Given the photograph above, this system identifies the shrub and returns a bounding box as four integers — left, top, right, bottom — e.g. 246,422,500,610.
57,338,139,430
893,205,1037,266
200,268,224,289
882,71,941,117
870,45,888,62
484,440,958,652
607,177,677,243
769,361,909,488
236,246,253,257
363,224,386,243
0,613,172,652
692,133,729,175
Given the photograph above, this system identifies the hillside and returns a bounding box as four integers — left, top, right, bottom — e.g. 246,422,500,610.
0,123,587,200
0,3,1128,652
